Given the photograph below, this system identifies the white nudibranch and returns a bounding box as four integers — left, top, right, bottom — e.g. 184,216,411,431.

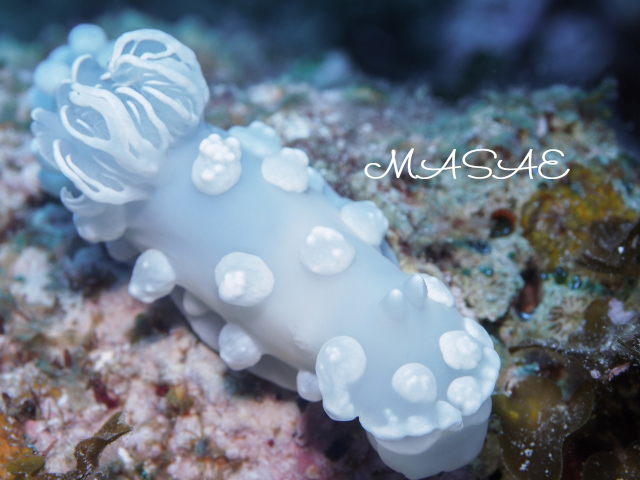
439,330,483,370
218,323,263,370
129,249,177,304
341,200,389,245
262,147,310,192
214,252,275,307
192,134,242,195
380,288,408,321
31,26,501,479
300,226,355,275
392,363,438,404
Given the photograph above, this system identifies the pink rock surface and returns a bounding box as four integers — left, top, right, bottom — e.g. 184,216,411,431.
1,249,401,478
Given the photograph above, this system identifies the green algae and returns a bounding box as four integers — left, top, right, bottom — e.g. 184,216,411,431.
7,411,132,480
580,219,640,280
0,412,33,479
7,453,46,477
582,441,640,480
521,164,636,272
573,298,612,348
493,348,596,480
164,385,194,417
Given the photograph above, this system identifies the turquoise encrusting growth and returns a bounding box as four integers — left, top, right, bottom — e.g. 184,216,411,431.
29,26,500,479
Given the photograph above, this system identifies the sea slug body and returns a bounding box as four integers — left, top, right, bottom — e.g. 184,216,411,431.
31,25,501,479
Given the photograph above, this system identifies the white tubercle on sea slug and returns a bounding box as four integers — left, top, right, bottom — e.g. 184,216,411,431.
30,26,500,479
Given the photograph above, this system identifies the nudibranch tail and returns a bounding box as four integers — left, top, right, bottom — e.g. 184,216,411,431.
31,25,500,479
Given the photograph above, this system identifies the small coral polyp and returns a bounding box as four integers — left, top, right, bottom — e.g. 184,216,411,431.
31,25,500,479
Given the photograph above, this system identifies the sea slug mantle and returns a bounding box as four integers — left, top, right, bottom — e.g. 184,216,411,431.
30,26,500,479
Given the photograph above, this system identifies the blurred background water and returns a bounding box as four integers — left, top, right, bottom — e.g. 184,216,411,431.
1,0,639,137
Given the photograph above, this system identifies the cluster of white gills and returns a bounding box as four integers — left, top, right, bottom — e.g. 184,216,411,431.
31,25,501,479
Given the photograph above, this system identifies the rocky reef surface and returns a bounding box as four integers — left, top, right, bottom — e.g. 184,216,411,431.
1,11,639,480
